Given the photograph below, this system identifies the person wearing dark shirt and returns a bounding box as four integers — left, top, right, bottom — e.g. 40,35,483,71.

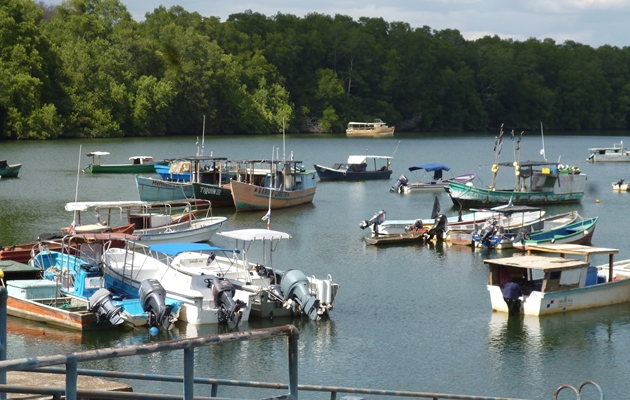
502,281,522,316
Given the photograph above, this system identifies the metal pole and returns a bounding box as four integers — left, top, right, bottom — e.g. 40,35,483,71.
0,288,6,400
288,326,299,400
66,359,78,400
183,347,194,400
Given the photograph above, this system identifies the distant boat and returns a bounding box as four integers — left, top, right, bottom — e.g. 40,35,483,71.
136,175,193,202
84,151,165,173
390,163,476,193
346,119,395,137
587,141,630,162
230,159,317,211
314,155,393,180
0,160,22,178
612,178,630,191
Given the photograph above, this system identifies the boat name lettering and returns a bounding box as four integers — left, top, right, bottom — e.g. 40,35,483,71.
254,187,290,198
151,181,178,188
200,187,221,195
558,296,573,305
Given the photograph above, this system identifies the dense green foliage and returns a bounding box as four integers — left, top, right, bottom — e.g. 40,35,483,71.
2,0,630,138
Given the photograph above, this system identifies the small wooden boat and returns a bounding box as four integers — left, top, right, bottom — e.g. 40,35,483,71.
364,230,428,245
390,163,476,193
314,155,393,180
0,224,135,264
230,159,317,211
512,216,598,250
0,160,22,177
84,151,165,173
587,141,630,162
485,244,628,316
346,119,395,137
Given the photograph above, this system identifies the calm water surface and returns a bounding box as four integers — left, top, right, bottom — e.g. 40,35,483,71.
2,133,630,399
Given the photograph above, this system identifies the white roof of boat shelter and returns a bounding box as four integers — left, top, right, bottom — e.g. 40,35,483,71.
64,200,199,212
347,155,393,163
217,229,291,242
85,151,110,156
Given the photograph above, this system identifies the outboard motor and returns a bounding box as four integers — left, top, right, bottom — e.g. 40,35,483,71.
139,279,175,330
390,175,408,193
425,214,448,241
477,220,498,248
211,276,245,328
513,228,531,245
88,288,125,325
405,219,424,232
359,210,386,234
280,269,320,320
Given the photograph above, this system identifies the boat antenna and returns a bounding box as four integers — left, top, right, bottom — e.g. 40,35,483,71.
201,115,205,156
262,146,274,229
490,124,504,190
71,145,82,233
540,121,547,162
282,118,286,161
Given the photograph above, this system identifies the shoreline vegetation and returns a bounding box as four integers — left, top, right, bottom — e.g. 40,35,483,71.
2,0,630,139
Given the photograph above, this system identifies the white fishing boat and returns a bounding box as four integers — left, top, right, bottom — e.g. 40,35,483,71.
485,244,630,316
213,229,339,320
102,241,255,327
587,141,630,162
64,200,227,245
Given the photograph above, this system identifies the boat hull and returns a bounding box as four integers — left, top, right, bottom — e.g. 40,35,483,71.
512,217,598,250
136,175,193,201
191,183,234,207
448,179,585,207
488,278,630,316
314,165,392,180
346,127,395,137
230,180,317,211
6,295,109,331
0,163,22,178
87,163,162,174
134,217,226,244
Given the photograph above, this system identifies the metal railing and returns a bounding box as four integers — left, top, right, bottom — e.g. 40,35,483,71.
0,288,604,400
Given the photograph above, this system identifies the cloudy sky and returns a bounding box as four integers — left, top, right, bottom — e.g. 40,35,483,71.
107,0,630,49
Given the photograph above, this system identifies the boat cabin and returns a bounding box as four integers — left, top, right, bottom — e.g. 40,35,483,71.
85,151,110,166
496,160,581,193
485,244,628,316
129,156,154,165
236,159,316,191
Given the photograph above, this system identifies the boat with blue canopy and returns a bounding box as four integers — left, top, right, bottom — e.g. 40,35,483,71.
391,163,476,193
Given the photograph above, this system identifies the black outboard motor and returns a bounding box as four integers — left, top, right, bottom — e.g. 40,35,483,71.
211,276,245,328
425,214,448,241
390,175,408,193
478,220,498,247
359,210,386,234
139,279,175,330
280,269,320,320
88,288,125,325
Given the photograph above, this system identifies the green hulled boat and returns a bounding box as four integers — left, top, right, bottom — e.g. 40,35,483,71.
85,151,166,173
0,160,22,177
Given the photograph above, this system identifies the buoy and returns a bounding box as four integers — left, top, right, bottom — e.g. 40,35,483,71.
149,326,159,336
596,199,600,203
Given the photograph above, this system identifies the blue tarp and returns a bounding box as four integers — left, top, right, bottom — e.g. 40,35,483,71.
148,243,239,256
408,163,451,172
